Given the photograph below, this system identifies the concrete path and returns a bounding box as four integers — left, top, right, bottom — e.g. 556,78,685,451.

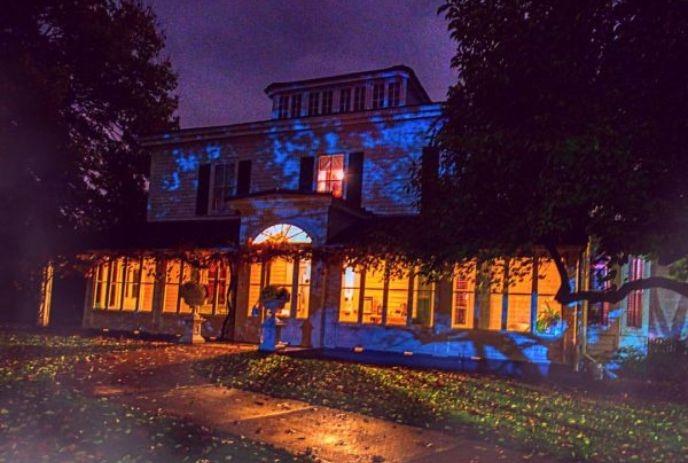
83,343,549,463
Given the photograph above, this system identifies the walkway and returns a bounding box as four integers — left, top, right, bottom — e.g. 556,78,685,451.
78,342,549,463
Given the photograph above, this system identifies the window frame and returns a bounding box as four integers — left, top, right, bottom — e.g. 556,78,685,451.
387,81,401,107
162,258,230,316
247,257,311,319
315,154,345,198
308,92,320,116
353,85,366,111
338,265,435,328
290,93,302,118
93,256,156,313
321,90,333,115
626,258,644,329
278,95,289,119
210,161,238,213
339,88,351,113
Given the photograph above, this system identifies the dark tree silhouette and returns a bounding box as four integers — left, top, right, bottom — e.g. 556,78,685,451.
415,0,688,303
0,0,178,319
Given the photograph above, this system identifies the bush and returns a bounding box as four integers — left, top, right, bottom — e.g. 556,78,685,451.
614,339,688,383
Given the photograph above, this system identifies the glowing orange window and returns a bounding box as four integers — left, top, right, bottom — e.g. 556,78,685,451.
316,154,345,198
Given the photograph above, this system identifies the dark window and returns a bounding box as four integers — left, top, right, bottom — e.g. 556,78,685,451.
211,162,236,211
627,258,644,328
290,94,302,118
339,88,351,113
195,163,211,216
388,82,401,107
353,86,366,111
236,160,252,196
372,82,385,109
278,95,289,119
322,90,333,114
308,92,320,116
588,263,611,325
298,156,315,192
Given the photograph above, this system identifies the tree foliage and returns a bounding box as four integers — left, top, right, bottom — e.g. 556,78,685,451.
0,0,178,315
419,0,688,302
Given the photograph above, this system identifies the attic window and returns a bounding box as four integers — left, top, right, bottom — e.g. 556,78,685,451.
388,82,401,107
278,95,289,119
290,94,302,118
372,82,385,109
353,86,366,111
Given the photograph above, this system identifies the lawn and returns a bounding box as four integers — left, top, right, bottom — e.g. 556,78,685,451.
199,351,688,463
0,329,308,463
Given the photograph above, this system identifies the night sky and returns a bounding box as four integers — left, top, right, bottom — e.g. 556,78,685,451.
146,0,455,129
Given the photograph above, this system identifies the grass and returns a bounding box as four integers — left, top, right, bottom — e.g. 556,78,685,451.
198,351,688,463
0,329,309,463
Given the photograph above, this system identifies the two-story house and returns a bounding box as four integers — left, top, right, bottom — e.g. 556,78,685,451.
70,65,662,371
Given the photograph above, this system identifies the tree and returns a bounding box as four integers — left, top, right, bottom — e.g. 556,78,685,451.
417,0,688,304
0,0,177,319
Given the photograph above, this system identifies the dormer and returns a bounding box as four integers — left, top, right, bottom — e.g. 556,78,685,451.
264,65,432,120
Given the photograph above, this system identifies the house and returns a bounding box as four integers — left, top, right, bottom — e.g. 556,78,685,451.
43,65,670,371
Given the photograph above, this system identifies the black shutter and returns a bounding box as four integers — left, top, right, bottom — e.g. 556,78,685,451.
298,156,315,192
346,152,364,208
195,163,211,215
421,147,439,212
236,160,252,196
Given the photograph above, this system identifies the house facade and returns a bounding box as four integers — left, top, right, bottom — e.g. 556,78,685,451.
72,65,664,369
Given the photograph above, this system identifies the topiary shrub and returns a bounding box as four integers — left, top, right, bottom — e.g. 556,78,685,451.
180,281,206,312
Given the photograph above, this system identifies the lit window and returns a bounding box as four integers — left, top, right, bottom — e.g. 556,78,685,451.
290,94,302,118
308,92,320,116
372,82,385,109
475,260,505,330
248,262,263,314
338,263,434,327
253,224,312,245
535,258,563,335
211,163,236,212
247,257,311,319
322,90,333,114
452,263,476,328
627,258,644,328
506,259,533,332
362,267,384,324
388,81,401,107
353,85,366,111
93,257,157,312
340,267,361,323
278,95,289,119
316,154,345,198
339,88,351,112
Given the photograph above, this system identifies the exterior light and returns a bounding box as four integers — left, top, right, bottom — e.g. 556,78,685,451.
403,351,413,357
353,346,364,353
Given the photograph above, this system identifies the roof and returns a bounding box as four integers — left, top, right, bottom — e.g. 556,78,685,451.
264,65,432,103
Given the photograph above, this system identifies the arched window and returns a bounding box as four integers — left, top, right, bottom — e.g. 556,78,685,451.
252,224,312,245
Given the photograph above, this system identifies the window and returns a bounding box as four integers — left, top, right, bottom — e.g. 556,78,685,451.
338,264,435,327
278,95,289,119
248,257,311,319
588,262,611,325
388,81,401,107
308,92,320,116
452,263,476,328
340,267,361,323
339,88,351,112
316,154,345,198
321,90,333,114
162,259,230,315
353,85,366,111
372,82,385,109
627,258,644,328
290,94,302,118
211,163,236,212
506,258,533,332
92,257,157,312
475,260,505,330
535,258,563,335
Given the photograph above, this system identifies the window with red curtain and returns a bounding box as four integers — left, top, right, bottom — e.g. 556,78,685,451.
626,258,644,328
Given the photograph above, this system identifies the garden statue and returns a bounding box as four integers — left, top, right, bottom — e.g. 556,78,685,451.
179,280,207,344
258,285,290,352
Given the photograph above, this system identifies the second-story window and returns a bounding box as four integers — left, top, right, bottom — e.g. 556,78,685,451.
388,81,401,107
308,92,320,116
211,162,236,211
290,94,302,118
339,88,351,113
353,85,366,111
372,82,385,109
322,90,333,115
316,154,344,198
278,95,289,119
